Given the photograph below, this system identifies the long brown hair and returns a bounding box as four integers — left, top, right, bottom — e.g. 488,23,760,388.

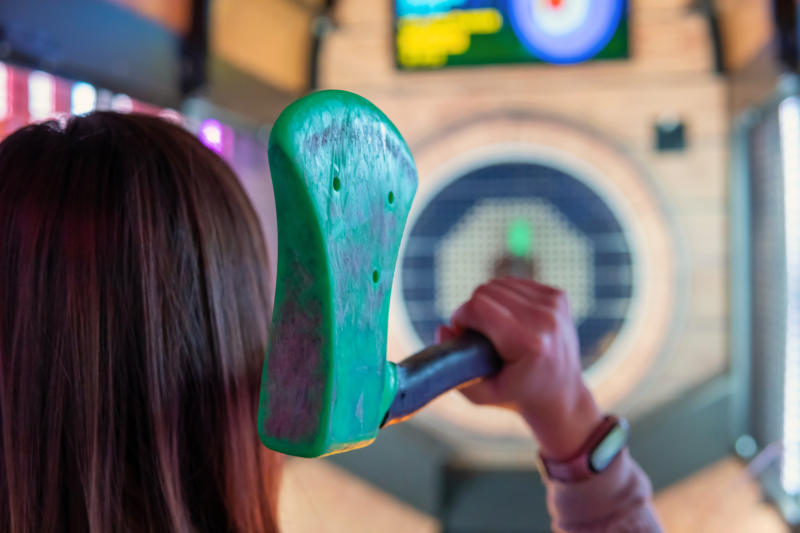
0,112,281,532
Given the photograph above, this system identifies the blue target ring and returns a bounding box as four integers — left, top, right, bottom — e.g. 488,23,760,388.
400,162,634,368
509,0,625,65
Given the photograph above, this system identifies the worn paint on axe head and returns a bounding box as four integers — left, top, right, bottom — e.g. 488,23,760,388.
258,90,418,457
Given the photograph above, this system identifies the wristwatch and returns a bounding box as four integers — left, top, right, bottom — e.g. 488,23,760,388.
538,416,630,483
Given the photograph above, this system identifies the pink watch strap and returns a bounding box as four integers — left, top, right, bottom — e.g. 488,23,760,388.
539,416,622,483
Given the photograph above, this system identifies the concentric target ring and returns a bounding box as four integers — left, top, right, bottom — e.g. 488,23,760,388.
509,0,625,64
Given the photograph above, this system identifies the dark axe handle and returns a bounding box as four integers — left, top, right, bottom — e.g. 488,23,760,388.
381,330,504,427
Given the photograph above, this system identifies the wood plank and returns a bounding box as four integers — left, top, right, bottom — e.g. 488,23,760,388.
212,0,312,93
641,143,728,203
681,210,728,268
631,0,697,10
663,322,728,382
654,457,789,533
689,267,729,320
349,81,727,150
279,458,440,533
628,319,727,417
331,0,392,26
716,0,774,71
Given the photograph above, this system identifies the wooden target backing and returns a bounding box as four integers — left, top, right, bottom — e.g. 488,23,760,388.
387,113,687,444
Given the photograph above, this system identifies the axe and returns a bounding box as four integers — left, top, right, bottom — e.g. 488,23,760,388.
258,90,502,458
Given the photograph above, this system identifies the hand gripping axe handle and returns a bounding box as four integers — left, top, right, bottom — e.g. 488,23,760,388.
257,91,502,458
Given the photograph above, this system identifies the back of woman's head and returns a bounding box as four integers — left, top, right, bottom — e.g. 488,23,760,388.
0,112,281,533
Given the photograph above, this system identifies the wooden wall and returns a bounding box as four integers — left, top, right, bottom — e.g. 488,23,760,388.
319,0,729,421
212,0,315,94
105,0,319,94
716,0,774,72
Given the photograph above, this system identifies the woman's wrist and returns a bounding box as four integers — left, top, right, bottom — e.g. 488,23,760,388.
519,385,604,461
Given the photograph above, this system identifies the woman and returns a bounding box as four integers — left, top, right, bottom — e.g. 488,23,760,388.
0,112,661,532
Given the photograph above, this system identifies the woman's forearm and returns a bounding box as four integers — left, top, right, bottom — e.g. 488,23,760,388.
519,385,604,461
540,449,664,533
520,391,664,533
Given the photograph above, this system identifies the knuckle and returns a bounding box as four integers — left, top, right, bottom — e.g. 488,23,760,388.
530,309,557,330
549,289,567,307
462,298,480,318
543,294,560,309
473,283,492,298
521,334,544,355
463,294,491,319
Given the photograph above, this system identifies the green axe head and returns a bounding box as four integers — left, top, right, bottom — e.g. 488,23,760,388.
258,90,417,457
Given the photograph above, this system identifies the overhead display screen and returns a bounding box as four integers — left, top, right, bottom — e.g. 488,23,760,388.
396,0,629,69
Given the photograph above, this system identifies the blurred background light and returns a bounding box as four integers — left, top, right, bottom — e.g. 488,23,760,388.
781,95,800,496
0,63,7,122
110,93,134,113
96,89,113,111
158,108,184,125
28,70,55,122
735,435,758,459
199,118,224,154
70,82,97,116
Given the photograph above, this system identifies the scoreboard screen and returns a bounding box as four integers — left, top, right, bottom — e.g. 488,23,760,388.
396,0,629,69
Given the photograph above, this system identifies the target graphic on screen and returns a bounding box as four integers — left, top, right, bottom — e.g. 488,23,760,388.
509,0,626,64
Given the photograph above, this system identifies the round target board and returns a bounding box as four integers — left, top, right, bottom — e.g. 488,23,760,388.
387,115,683,443
397,162,633,370
509,0,625,64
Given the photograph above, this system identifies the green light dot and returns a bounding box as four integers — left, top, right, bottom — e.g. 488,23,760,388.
507,219,533,258
373,270,380,283
388,191,394,204
333,177,341,191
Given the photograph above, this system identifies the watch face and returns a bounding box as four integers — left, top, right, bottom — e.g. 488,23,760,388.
590,418,630,472
399,162,634,369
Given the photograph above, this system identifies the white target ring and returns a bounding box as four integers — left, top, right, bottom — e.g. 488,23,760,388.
534,0,591,36
509,0,626,64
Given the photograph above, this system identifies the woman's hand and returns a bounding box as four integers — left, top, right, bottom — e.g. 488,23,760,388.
437,277,604,461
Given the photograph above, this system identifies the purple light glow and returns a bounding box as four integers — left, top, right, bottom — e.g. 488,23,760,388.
199,119,224,154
